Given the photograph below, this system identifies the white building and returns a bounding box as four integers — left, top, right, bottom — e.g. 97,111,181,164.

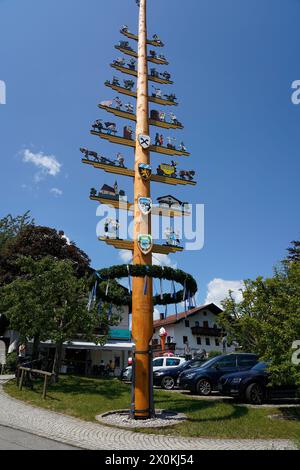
153,303,234,357
39,305,133,377
1,307,133,377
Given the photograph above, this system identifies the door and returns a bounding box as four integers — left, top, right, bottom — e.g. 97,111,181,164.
152,358,164,371
210,355,238,386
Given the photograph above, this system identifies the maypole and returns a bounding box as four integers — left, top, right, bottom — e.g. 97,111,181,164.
81,0,197,421
131,0,153,419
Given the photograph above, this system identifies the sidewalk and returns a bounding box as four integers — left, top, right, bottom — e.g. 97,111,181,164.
0,382,296,450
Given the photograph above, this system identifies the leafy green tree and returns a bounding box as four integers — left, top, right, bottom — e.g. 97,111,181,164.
0,211,34,254
0,257,121,378
218,261,300,387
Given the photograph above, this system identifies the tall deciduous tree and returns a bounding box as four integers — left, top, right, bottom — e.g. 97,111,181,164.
0,225,91,285
0,257,121,378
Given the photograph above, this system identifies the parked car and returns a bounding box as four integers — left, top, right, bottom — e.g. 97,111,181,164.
120,365,133,382
152,356,186,371
153,358,207,390
178,353,258,395
120,356,186,382
219,362,299,405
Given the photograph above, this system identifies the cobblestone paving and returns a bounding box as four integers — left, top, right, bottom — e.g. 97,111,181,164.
0,383,296,450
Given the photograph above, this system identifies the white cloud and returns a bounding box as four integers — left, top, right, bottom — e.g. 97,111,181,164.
152,254,177,269
22,149,61,181
50,187,63,197
205,278,244,308
153,308,161,321
119,250,133,264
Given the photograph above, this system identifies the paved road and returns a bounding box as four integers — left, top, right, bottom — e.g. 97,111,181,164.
0,378,296,450
0,425,77,450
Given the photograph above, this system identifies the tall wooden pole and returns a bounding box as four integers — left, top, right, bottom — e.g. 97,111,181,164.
132,0,153,419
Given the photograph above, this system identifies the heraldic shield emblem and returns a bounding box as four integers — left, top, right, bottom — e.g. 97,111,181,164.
138,163,152,180
138,134,151,149
138,197,152,215
137,234,153,255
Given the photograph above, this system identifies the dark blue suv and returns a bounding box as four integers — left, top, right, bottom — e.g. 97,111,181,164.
219,362,298,404
178,353,258,395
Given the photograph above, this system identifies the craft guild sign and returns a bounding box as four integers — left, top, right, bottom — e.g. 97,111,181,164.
138,197,152,215
138,134,151,149
138,163,152,180
137,234,153,255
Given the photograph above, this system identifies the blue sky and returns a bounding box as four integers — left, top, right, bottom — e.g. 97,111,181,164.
0,0,299,308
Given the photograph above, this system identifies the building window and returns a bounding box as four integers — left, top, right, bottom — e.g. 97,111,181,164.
197,337,201,345
203,311,207,316
205,338,210,346
160,313,165,321
153,338,159,345
203,321,209,328
183,336,188,344
167,336,171,343
195,321,199,327
215,338,220,346
185,320,190,327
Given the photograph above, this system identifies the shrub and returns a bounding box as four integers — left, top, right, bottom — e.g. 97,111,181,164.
208,350,223,359
5,352,18,372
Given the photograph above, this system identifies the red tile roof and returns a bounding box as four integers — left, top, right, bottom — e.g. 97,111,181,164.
153,303,222,328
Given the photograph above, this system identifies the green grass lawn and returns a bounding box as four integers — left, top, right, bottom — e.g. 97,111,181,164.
4,375,300,444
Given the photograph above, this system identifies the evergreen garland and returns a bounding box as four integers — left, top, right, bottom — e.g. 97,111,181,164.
96,264,197,307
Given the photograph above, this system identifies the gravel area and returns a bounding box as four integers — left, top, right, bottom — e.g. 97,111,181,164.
96,409,187,428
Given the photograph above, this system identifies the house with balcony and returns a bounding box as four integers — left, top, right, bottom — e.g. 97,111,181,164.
152,303,234,357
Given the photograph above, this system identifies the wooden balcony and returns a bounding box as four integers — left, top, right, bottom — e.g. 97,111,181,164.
152,342,176,357
191,326,222,337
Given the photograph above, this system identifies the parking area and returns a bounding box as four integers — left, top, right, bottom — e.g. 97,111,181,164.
156,386,300,409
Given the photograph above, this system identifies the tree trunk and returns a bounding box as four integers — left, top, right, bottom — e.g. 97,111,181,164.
32,335,40,361
52,342,63,382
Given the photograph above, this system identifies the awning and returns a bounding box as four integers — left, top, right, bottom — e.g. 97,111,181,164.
40,340,135,351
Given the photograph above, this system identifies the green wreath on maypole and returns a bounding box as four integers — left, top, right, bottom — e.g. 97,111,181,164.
95,264,197,307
